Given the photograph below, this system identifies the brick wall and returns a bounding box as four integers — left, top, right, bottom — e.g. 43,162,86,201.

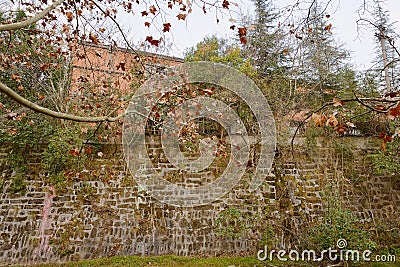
0,137,399,265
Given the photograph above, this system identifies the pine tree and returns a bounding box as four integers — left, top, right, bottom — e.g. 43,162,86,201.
289,0,351,98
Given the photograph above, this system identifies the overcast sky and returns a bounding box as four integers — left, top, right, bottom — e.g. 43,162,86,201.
120,0,400,70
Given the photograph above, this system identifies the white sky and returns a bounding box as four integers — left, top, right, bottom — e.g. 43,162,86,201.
119,0,400,70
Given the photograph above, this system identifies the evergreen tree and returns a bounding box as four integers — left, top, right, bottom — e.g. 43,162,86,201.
289,0,351,99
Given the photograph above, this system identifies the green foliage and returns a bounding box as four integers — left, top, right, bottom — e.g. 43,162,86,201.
214,208,248,238
42,125,85,186
365,139,400,182
306,195,377,252
0,117,86,188
185,36,257,78
0,116,53,177
10,174,26,194
259,223,279,248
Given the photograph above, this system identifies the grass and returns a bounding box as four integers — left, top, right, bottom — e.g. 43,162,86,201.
12,255,302,267
7,252,399,267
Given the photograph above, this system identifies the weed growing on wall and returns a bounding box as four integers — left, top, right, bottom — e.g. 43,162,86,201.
215,208,251,239
305,193,377,252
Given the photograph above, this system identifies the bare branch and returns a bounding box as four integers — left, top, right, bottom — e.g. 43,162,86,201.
0,0,65,31
0,81,123,122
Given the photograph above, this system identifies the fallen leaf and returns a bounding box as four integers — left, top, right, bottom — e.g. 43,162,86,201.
387,103,400,119
333,97,345,107
8,129,17,135
374,104,386,111
69,149,80,157
326,113,338,127
335,124,347,135
85,147,93,155
312,113,327,127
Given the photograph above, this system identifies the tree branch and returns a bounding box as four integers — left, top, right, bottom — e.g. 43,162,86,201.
0,0,65,31
0,81,123,122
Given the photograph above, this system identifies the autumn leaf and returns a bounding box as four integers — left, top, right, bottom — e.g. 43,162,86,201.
144,22,150,27
89,33,99,44
85,147,93,155
69,149,80,157
65,11,73,22
378,132,392,151
335,124,347,135
62,24,69,33
381,140,387,151
18,85,24,92
168,2,173,8
387,103,400,119
333,97,345,107
141,10,148,16
326,113,338,127
99,27,105,33
8,129,18,135
312,113,326,127
375,104,386,111
230,25,236,30
11,73,21,83
324,23,332,31
378,132,386,139
326,14,331,18
222,0,230,9
238,27,247,37
149,5,157,15
238,27,247,44
145,36,160,46
163,23,171,32
38,94,45,100
177,14,187,20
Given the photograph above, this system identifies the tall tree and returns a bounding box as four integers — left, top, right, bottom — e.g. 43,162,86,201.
288,0,351,99
243,0,287,76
